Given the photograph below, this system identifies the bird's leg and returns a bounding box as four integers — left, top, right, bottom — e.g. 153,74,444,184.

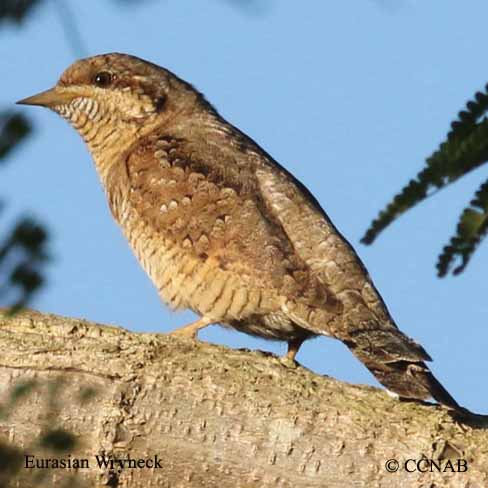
170,317,213,339
284,337,305,362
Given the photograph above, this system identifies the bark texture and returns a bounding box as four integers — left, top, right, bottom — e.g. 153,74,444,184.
0,309,486,488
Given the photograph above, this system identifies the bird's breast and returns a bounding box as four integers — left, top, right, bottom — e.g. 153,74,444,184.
94,137,347,336
120,206,282,322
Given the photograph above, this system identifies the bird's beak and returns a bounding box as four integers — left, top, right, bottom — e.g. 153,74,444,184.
16,87,78,108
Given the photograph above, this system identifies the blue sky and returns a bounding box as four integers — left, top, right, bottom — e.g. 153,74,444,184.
2,0,487,412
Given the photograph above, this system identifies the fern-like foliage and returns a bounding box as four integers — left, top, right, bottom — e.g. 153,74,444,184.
0,218,48,312
0,111,49,310
437,179,488,276
362,83,488,276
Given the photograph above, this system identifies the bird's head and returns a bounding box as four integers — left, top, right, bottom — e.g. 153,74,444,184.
17,53,203,155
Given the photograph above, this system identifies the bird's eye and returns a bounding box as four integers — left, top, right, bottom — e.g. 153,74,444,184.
94,71,113,87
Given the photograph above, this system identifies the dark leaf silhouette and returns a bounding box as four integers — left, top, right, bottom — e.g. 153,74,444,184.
0,0,41,24
437,179,488,276
0,111,31,160
1,110,48,310
0,442,23,480
0,218,48,311
40,429,77,452
362,83,488,276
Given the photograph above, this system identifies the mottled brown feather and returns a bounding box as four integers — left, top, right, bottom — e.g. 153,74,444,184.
21,52,461,410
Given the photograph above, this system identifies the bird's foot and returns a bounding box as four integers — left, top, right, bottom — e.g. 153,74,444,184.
169,317,213,340
280,337,305,366
385,389,400,400
170,328,198,339
279,355,299,369
279,339,305,369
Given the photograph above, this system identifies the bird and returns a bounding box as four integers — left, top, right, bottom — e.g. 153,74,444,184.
18,52,461,411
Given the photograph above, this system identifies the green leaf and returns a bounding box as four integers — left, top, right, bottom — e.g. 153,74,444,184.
437,179,488,276
363,82,488,276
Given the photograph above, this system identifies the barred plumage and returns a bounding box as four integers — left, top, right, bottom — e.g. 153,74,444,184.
18,52,462,411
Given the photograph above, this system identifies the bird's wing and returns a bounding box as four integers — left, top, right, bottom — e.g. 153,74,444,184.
252,158,465,408
122,131,463,408
123,133,335,319
254,161,391,324
125,131,415,342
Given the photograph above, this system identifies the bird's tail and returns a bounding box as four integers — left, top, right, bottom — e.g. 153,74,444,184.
341,326,461,410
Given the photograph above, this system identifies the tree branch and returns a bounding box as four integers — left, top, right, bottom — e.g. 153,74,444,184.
0,310,486,487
